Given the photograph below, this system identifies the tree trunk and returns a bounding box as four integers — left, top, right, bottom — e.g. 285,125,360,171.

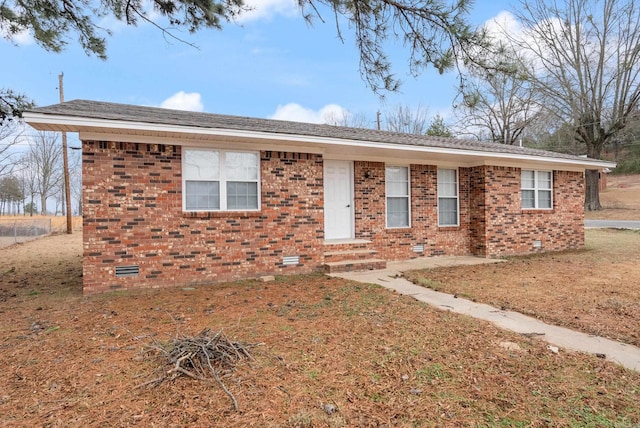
584,136,604,211
585,169,602,211
41,194,47,215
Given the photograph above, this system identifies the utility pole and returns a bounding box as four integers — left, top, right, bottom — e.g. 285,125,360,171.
376,111,381,130
59,73,73,234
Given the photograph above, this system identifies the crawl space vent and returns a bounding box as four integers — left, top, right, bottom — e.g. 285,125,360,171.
282,256,300,266
413,244,425,253
115,265,140,277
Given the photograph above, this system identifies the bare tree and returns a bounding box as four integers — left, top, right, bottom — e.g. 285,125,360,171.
0,119,26,177
53,147,81,215
323,110,372,128
512,0,640,210
18,153,39,217
27,131,63,214
0,175,24,214
384,105,430,134
456,42,541,145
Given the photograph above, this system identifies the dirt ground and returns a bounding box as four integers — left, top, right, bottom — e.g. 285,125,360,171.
1,179,639,426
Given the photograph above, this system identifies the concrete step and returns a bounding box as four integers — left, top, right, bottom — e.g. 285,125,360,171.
323,248,378,262
323,258,387,273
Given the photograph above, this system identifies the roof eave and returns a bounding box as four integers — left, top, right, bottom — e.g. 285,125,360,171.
23,112,616,170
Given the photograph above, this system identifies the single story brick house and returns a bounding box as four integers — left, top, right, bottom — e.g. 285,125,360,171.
25,100,614,294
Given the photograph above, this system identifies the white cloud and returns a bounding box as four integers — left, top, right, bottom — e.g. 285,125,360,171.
10,29,34,46
160,91,204,112
237,0,300,23
483,10,565,74
0,6,34,46
484,11,523,40
269,103,349,124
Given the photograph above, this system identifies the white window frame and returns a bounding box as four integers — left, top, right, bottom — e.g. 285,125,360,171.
521,170,553,210
182,148,260,212
385,165,411,229
437,168,459,227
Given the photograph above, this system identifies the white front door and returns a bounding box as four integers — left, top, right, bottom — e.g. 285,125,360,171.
324,160,354,240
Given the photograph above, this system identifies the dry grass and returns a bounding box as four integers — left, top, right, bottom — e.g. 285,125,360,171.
405,229,640,348
585,174,640,219
1,233,640,427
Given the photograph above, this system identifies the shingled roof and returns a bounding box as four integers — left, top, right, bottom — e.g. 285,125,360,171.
26,99,612,167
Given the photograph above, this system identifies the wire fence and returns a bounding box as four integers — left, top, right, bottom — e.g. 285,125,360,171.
0,218,52,247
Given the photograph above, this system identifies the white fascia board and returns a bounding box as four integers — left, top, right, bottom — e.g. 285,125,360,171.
25,112,616,170
78,131,327,155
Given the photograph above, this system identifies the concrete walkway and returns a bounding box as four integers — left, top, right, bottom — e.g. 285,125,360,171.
331,257,640,372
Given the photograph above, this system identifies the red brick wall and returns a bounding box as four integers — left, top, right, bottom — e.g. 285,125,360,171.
353,162,471,260
468,166,488,256
82,141,585,293
351,163,584,260
472,166,585,257
82,142,324,294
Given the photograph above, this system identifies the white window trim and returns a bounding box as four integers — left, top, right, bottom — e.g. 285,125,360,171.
521,170,553,210
182,148,261,212
385,165,411,229
437,168,460,227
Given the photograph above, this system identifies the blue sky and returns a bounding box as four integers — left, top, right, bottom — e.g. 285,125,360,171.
2,0,514,128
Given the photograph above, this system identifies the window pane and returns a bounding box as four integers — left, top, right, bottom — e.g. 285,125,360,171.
438,197,458,226
386,166,409,198
437,168,456,184
227,182,259,210
521,170,535,188
387,181,408,196
186,181,220,210
439,182,457,197
522,189,535,208
184,150,219,180
537,171,552,190
438,169,457,197
386,166,408,182
539,190,552,208
226,152,259,181
387,197,409,227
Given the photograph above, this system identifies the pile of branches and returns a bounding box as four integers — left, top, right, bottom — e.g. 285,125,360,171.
138,328,259,410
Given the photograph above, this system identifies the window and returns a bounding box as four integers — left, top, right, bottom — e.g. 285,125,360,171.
521,170,552,209
386,166,410,228
183,149,259,211
438,168,459,226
